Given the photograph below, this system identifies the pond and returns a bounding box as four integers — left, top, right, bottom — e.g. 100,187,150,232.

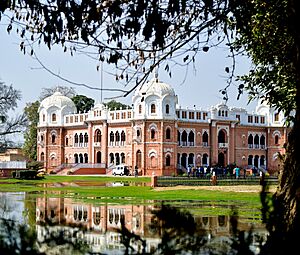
0,179,269,254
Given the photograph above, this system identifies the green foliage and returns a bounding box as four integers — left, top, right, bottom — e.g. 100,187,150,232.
22,101,40,161
104,100,131,110
27,161,44,170
12,170,38,179
71,94,95,113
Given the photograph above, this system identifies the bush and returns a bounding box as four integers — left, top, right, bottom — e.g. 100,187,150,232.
13,170,38,179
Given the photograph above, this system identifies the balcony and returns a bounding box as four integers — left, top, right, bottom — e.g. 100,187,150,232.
218,143,228,148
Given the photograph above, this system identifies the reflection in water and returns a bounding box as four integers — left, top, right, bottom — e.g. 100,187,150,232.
34,191,268,254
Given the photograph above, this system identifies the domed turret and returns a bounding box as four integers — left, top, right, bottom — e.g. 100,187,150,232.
132,78,178,120
38,91,76,126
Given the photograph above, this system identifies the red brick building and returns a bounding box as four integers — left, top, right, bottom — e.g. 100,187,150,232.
37,78,288,175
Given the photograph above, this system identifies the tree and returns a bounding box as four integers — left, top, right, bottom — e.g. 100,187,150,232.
104,100,131,110
39,85,76,101
2,1,300,253
71,95,94,113
0,81,27,149
22,101,40,161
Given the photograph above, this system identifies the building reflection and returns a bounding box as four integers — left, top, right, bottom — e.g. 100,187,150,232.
36,191,268,254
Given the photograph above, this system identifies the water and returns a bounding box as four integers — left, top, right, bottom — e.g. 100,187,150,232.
0,187,267,254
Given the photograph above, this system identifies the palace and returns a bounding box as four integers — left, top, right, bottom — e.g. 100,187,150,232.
37,78,288,176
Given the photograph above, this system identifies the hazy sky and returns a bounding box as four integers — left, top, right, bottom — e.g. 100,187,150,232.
0,20,257,115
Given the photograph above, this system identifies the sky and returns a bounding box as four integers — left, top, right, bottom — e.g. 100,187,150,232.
0,18,257,117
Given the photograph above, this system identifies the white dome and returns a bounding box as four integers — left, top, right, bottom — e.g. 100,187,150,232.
39,91,76,110
135,78,175,98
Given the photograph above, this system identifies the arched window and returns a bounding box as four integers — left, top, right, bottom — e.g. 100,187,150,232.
151,129,156,139
109,131,114,142
166,155,171,166
115,131,120,145
79,153,84,163
151,104,156,114
274,112,279,122
275,135,279,145
137,129,141,137
52,113,56,122
166,128,171,140
202,154,208,165
218,130,226,143
248,134,253,148
248,155,253,166
188,131,194,146
40,152,45,162
121,131,126,145
182,130,187,146
260,155,265,166
94,129,101,143
79,133,84,144
260,135,265,148
42,114,45,122
138,105,142,114
177,130,181,145
202,132,208,146
84,153,88,163
121,153,125,164
109,153,114,164
84,133,88,144
51,134,56,144
65,137,69,146
74,133,79,144
74,154,79,163
41,134,44,142
165,104,170,114
254,134,259,148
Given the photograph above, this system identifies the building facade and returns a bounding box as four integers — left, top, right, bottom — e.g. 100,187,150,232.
37,78,288,175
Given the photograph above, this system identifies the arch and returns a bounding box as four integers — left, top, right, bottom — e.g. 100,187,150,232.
151,104,156,114
136,150,142,168
202,131,208,146
79,133,83,144
110,131,114,145
248,134,253,148
96,151,101,163
260,155,265,166
182,130,187,146
74,133,79,144
74,153,79,163
260,135,265,148
93,211,101,225
188,131,195,146
115,131,120,142
218,152,225,166
51,134,56,144
41,134,44,142
51,113,56,122
181,153,187,169
188,153,194,166
218,130,226,143
151,129,156,139
40,152,45,162
84,153,88,163
165,104,170,114
275,135,279,145
166,128,171,140
202,153,208,166
254,155,259,168
84,133,88,144
109,153,114,164
115,153,120,165
248,155,253,166
254,134,259,148
121,153,125,164
165,154,171,166
177,130,181,145
65,136,69,146
121,130,126,143
94,129,101,142
79,153,84,163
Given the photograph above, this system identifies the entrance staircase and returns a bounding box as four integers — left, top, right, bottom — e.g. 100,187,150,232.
53,163,107,175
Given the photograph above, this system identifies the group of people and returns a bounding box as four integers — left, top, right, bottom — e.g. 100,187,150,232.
186,165,265,178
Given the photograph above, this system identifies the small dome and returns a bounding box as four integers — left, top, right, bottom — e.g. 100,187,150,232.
39,91,76,110
135,78,175,98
